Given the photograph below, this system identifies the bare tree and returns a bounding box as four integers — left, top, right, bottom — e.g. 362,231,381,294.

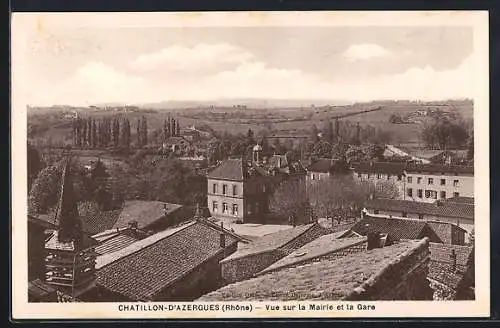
270,178,310,225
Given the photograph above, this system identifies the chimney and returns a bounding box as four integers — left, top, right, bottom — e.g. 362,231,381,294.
367,232,381,250
219,222,226,248
128,221,138,231
450,249,457,272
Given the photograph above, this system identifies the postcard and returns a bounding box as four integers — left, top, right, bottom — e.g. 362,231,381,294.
11,10,490,319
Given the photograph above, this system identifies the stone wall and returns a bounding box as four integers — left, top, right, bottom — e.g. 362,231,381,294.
343,238,433,301
221,250,284,284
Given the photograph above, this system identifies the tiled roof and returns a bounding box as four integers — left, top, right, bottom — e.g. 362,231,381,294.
221,224,317,262
428,243,474,289
442,197,475,205
351,162,406,175
207,158,246,180
258,236,367,275
364,198,474,220
426,221,466,244
405,149,446,160
350,215,427,240
95,233,141,255
113,201,183,230
405,163,474,175
198,240,421,301
96,220,239,301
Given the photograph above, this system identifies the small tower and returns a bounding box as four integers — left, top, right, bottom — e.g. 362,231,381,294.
252,143,263,165
44,157,97,299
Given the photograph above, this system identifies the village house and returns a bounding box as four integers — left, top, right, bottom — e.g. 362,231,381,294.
198,238,433,301
95,219,245,301
306,158,345,184
342,214,467,246
219,223,326,284
403,163,474,203
351,161,474,203
256,234,368,276
428,243,475,300
362,197,473,240
207,147,277,222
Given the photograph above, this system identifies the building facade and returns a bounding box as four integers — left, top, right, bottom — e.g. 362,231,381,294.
351,162,474,203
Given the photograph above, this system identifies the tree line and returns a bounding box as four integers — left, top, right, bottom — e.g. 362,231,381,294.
72,115,182,149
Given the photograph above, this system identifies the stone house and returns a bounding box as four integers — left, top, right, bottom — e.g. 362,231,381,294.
207,157,273,221
198,238,433,301
219,223,326,284
257,234,368,276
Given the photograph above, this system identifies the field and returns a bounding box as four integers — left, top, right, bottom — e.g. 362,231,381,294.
27,99,473,148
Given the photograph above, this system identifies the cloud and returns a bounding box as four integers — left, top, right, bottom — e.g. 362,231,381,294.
129,43,253,73
27,46,476,105
343,43,390,62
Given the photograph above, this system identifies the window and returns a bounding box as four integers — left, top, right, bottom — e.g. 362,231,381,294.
417,189,423,198
377,173,381,179
222,203,228,214
418,214,424,220
417,177,422,184
255,202,260,214
262,184,266,193
232,204,238,216
454,192,460,197
212,201,218,212
232,185,237,196
402,212,408,218
222,184,227,195
428,178,434,185
407,188,413,197
367,173,371,179
440,179,446,186
425,190,430,198
453,180,459,187
397,175,402,181
357,173,362,178
213,184,218,194
311,174,316,180
247,204,253,215
407,176,412,183
387,174,391,180
432,191,438,199
374,210,379,214
440,191,446,199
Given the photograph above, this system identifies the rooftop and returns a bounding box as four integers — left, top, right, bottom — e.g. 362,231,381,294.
113,200,183,230
350,215,428,241
199,240,424,301
441,196,475,205
404,163,474,175
96,220,240,301
207,158,246,181
221,223,317,262
351,161,406,175
94,232,142,256
364,198,474,220
428,243,474,290
258,235,367,276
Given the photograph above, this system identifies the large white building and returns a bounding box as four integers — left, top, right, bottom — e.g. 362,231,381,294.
352,162,474,203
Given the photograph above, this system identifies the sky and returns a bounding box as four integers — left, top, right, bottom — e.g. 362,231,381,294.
13,24,475,106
